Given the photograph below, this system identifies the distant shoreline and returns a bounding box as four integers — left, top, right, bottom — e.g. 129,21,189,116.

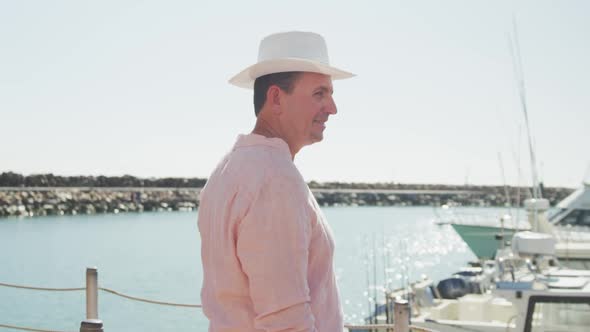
0,185,574,218
0,171,575,218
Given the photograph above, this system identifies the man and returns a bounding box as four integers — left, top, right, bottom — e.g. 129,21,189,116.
198,31,354,331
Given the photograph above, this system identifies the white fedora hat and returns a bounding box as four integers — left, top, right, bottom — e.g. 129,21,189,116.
229,31,355,89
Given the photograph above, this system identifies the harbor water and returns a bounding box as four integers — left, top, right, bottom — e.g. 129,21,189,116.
0,206,512,331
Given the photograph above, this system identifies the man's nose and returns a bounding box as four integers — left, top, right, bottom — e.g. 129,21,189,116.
325,96,337,115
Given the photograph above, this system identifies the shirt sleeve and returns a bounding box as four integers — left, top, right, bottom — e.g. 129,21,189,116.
236,176,317,332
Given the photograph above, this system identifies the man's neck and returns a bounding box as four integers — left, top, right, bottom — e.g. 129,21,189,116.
251,118,299,159
252,119,279,138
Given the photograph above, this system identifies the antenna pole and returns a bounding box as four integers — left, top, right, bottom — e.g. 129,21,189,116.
510,18,542,199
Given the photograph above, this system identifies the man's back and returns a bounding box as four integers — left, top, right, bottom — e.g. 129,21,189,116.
198,134,343,332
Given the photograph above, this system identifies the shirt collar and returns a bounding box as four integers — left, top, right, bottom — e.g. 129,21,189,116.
234,133,292,157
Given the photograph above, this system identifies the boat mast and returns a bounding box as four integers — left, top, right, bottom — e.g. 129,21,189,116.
509,19,542,200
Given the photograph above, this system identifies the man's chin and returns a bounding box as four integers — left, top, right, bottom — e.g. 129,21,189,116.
309,134,324,144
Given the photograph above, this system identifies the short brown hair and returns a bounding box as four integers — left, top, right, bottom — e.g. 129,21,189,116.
253,72,302,117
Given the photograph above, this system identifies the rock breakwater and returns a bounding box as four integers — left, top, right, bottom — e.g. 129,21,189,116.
0,186,574,218
0,172,575,218
0,188,198,218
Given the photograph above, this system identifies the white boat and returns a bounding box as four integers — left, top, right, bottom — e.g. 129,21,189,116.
447,183,590,269
352,232,590,332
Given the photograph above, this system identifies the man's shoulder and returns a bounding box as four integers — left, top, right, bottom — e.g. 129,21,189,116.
231,144,297,175
203,141,304,198
205,147,281,189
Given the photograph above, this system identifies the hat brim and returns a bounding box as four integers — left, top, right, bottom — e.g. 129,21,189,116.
228,58,355,89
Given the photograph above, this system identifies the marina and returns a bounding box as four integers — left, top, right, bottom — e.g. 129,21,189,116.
0,206,477,331
1,1,588,331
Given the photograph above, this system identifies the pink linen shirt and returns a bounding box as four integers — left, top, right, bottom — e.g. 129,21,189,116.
198,133,343,332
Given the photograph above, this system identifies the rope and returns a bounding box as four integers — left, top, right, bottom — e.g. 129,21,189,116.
0,284,80,332
0,282,200,308
0,282,84,292
3,281,452,331
0,323,73,332
98,287,201,308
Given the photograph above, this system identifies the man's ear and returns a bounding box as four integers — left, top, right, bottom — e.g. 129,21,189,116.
266,86,282,114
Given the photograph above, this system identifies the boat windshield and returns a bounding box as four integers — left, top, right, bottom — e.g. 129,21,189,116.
549,208,569,222
524,295,590,332
555,209,590,227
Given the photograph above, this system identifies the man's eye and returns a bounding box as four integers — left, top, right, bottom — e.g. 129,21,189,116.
315,91,324,97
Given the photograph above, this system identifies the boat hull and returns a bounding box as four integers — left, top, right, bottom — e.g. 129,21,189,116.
450,223,521,259
451,224,590,268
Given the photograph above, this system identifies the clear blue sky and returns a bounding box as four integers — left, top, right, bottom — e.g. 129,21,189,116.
1,0,589,187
